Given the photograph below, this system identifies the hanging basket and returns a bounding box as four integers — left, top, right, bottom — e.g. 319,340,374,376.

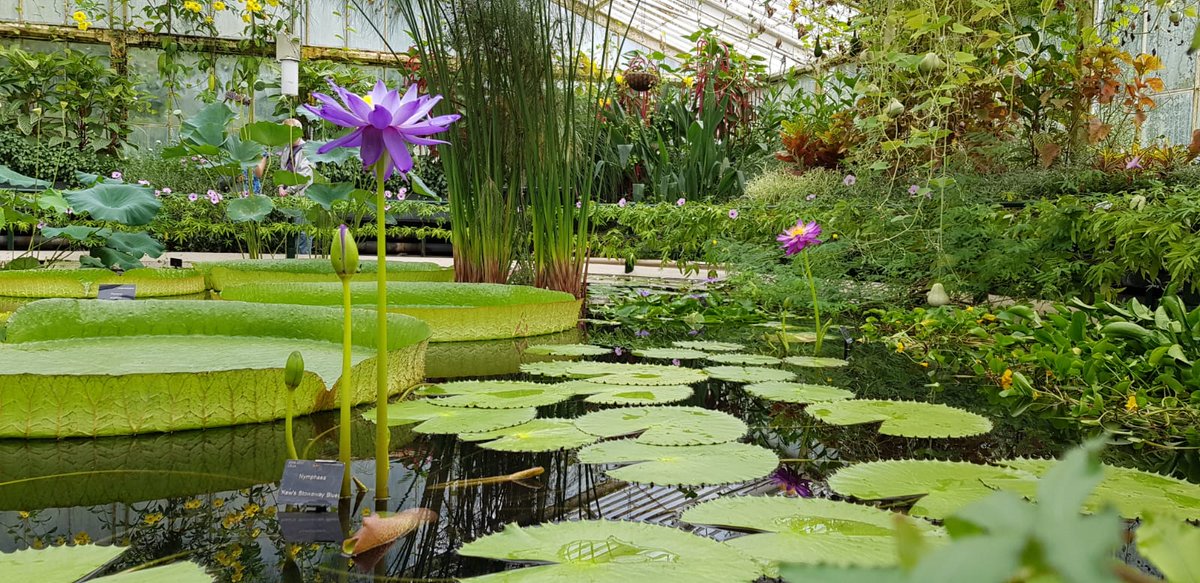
625,70,659,92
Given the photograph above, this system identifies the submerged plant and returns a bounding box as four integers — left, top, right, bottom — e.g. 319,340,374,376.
305,81,458,501
331,224,358,497
778,218,828,352
283,350,304,460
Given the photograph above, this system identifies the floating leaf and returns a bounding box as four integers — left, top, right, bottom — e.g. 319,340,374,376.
577,440,779,486
433,387,573,409
783,356,849,368
364,400,535,434
777,331,819,343
672,340,745,352
705,366,796,383
525,343,612,357
458,520,762,582
1137,513,1200,581
523,361,707,386
682,496,944,567
584,385,693,406
807,400,993,438
994,458,1200,520
744,382,854,403
707,353,783,366
0,545,211,582
416,380,559,396
828,460,1036,519
573,406,746,445
633,347,709,360
460,419,598,452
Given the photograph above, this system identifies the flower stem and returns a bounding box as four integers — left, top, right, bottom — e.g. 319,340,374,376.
802,249,823,353
373,161,390,502
340,275,353,498
285,391,298,460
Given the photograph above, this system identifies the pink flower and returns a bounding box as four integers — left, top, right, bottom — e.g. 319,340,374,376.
240,191,249,198
36,222,45,229
111,171,122,180
843,174,856,186
385,190,393,199
154,190,161,196
908,184,920,195
613,347,624,356
676,198,686,206
397,188,407,200
618,198,627,207
777,219,823,256
575,201,582,208
208,192,222,204
162,187,172,194
1126,156,1142,170
188,193,198,201
137,179,150,186
806,193,817,201
278,185,288,197
728,209,739,219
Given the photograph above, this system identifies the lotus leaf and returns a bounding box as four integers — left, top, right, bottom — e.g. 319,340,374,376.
783,356,849,368
573,406,746,445
365,400,535,434
522,361,708,386
994,458,1200,520
744,382,854,403
828,460,1037,519
525,343,611,356
705,366,796,383
807,400,993,438
672,340,745,352
0,268,205,298
64,182,161,225
0,545,212,582
707,353,783,366
459,419,598,451
219,281,580,341
458,520,761,582
225,195,274,222
196,259,453,290
577,440,779,486
633,347,709,360
681,496,944,567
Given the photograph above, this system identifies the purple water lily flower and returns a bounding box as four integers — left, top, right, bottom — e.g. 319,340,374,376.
304,80,460,180
771,466,813,497
777,220,822,256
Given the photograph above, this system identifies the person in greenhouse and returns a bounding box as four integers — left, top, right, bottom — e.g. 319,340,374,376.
255,118,315,254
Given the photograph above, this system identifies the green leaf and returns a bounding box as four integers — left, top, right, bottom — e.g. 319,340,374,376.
578,439,778,486
459,418,598,452
272,169,309,186
995,459,1200,520
0,544,126,581
829,460,1038,519
64,183,161,226
0,164,50,189
302,139,359,164
582,384,693,405
181,102,235,147
222,135,265,169
1137,513,1200,582
526,344,611,356
707,353,783,365
458,520,762,582
574,405,746,445
105,231,165,260
705,365,796,383
409,173,439,199
225,195,274,223
41,226,104,242
431,387,572,409
417,380,561,396
807,400,993,438
98,561,213,582
683,496,944,567
365,399,535,434
672,340,744,352
783,356,849,368
521,361,708,386
241,121,300,147
632,347,709,360
744,382,855,403
305,182,356,210
780,564,909,583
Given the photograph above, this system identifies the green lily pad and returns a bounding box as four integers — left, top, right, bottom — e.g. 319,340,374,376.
584,385,694,405
364,400,535,434
672,340,745,352
775,331,819,343
458,520,762,582
1137,513,1200,582
633,347,709,360
573,406,746,445
707,353,783,366
0,545,212,582
525,344,612,357
433,387,573,409
705,366,796,384
577,440,779,486
681,496,944,567
523,361,708,386
416,380,550,396
828,460,1037,519
807,400,993,438
744,382,855,403
459,419,598,452
994,458,1200,520
783,356,849,368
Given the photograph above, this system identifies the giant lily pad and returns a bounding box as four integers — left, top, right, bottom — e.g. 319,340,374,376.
525,344,611,357
633,347,709,360
459,419,598,452
705,366,796,384
195,259,453,291
707,353,783,366
807,400,993,438
364,400,535,434
554,381,694,405
416,380,560,396
0,545,211,582
673,340,744,352
744,382,854,403
681,496,944,567
577,440,779,486
783,356,849,368
573,406,746,445
522,361,708,386
458,520,761,582
433,387,573,409
64,182,161,226
994,458,1200,520
828,460,1037,519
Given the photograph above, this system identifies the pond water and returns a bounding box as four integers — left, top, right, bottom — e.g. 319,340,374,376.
0,317,1100,581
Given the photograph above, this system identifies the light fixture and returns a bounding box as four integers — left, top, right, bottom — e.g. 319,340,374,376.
277,31,301,97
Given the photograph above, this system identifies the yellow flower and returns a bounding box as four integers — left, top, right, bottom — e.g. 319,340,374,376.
205,16,213,23
244,503,260,518
77,21,90,31
615,73,625,85
183,0,202,13
999,369,1013,390
213,1,225,9
895,341,904,353
246,0,262,12
73,531,91,545
184,498,202,510
17,511,29,520
266,0,278,5
1125,394,1139,412
682,75,694,86
213,498,225,508
919,361,929,368
965,306,974,312
241,12,251,22
53,536,66,547
982,313,997,321
72,11,87,21
31,538,45,550
143,512,164,526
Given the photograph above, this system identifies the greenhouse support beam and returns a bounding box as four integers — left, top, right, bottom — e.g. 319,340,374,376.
0,22,412,67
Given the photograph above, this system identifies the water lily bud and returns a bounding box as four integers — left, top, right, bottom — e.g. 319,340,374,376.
927,283,950,307
884,98,905,118
331,224,359,277
918,52,946,74
284,350,305,390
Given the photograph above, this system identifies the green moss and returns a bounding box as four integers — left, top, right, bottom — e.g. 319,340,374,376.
195,259,453,290
218,282,582,342
0,268,206,298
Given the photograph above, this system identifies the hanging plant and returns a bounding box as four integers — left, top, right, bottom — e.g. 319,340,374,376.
623,55,660,92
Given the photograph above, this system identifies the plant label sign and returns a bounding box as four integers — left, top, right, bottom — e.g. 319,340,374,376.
278,459,343,507
277,510,344,543
97,284,136,300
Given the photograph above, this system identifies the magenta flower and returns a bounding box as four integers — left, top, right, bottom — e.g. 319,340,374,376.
614,346,624,356
188,193,198,202
575,200,582,208
1126,156,1142,170
240,190,249,198
277,185,288,197
36,222,45,230
304,80,460,179
384,189,393,199
637,289,651,297
111,171,123,180
153,189,161,197
908,184,920,195
676,198,686,207
671,358,681,366
843,174,856,186
397,188,407,200
208,192,222,204
162,187,172,194
728,209,739,219
777,219,822,256
618,197,627,208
